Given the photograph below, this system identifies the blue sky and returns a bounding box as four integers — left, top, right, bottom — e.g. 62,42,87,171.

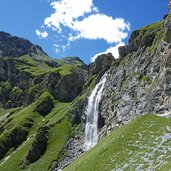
0,0,168,64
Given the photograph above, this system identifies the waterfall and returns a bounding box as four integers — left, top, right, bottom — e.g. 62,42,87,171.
84,74,107,150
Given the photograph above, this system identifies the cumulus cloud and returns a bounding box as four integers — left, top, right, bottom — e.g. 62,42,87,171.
36,30,48,39
91,42,125,62
43,0,129,43
70,14,130,43
36,0,130,58
44,0,98,30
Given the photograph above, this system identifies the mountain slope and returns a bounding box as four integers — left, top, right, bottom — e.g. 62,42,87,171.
63,11,171,171
0,99,72,171
64,114,171,171
0,32,87,108
0,32,88,170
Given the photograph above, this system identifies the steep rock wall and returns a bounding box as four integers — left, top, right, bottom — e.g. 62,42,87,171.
99,17,171,138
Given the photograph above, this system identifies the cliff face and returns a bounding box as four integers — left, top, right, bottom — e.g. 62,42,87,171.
63,9,171,171
98,16,171,138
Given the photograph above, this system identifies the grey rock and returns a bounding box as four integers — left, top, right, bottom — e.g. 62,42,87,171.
23,126,49,167
98,16,171,139
88,53,114,77
0,31,48,58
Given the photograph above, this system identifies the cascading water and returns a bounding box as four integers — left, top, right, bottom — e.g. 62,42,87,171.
84,74,107,150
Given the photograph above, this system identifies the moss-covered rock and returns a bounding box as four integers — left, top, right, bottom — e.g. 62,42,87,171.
119,21,164,57
23,126,49,166
34,92,54,116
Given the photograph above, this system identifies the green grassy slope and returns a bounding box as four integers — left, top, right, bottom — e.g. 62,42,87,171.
0,95,72,171
14,55,87,76
64,114,171,171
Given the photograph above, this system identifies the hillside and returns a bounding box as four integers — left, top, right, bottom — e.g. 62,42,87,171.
0,31,89,170
0,32,87,108
64,114,171,171
64,7,171,171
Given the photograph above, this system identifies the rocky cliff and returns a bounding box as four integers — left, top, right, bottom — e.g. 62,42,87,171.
98,16,171,138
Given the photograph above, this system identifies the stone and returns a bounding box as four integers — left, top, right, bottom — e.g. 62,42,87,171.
23,126,49,166
118,46,128,57
88,53,114,77
164,14,171,43
34,95,54,116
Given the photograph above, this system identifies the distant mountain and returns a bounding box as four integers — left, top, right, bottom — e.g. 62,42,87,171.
0,32,88,108
0,31,48,58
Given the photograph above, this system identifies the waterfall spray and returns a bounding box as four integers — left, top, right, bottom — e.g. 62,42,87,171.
84,74,107,150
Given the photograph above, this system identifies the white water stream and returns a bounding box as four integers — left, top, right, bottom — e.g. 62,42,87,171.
84,74,107,150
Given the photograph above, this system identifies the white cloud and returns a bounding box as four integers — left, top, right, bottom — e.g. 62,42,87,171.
36,30,48,39
91,42,125,62
54,44,60,53
44,0,98,30
53,42,70,53
71,14,130,43
36,0,130,58
42,0,129,44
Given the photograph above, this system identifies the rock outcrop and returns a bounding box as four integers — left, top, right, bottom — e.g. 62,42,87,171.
23,126,49,167
164,15,171,43
88,53,114,77
34,92,54,116
0,120,33,160
54,71,86,102
118,23,160,58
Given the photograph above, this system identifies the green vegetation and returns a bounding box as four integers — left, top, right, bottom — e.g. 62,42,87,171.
26,120,71,171
65,114,171,171
56,56,86,68
50,63,85,76
15,55,87,77
139,21,163,32
0,81,12,94
0,92,73,171
139,21,164,54
131,72,152,84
